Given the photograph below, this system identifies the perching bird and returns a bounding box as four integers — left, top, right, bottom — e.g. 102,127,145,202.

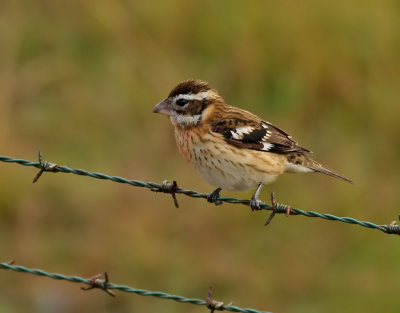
153,79,352,210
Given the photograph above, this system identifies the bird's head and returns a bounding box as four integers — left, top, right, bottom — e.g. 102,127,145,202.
153,79,223,128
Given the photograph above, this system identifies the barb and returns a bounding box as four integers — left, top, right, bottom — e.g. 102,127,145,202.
81,272,115,297
151,180,180,208
32,151,59,183
207,286,234,313
264,192,277,226
0,154,399,235
0,262,271,313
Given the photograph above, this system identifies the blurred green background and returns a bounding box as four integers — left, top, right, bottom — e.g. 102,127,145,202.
1,1,400,312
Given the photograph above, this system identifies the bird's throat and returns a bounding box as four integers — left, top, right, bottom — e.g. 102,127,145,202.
171,114,201,128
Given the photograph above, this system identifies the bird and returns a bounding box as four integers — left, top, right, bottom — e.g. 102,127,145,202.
153,79,352,210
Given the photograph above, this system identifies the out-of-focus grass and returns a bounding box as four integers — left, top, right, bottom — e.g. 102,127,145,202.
0,1,400,312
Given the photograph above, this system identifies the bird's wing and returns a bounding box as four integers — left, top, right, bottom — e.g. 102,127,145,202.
210,111,310,154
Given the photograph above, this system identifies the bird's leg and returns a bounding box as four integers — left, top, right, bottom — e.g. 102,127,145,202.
250,183,264,211
207,187,223,206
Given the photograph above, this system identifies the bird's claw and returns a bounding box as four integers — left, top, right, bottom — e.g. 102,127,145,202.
207,188,223,206
250,197,262,211
250,183,264,211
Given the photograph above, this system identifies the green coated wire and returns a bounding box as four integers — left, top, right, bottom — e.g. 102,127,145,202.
0,262,270,313
0,154,398,235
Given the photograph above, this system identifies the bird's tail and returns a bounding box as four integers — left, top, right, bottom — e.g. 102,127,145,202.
286,153,353,183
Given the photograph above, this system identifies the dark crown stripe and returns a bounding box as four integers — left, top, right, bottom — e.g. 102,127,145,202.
168,79,211,98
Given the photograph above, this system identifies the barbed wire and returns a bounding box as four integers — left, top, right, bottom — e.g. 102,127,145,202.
0,153,399,235
0,261,270,313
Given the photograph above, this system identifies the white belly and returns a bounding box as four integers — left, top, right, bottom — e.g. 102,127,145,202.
175,129,284,191
195,155,278,191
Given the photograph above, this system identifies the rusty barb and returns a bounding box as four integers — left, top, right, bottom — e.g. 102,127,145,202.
206,286,233,313
81,272,115,297
32,151,59,183
151,180,180,208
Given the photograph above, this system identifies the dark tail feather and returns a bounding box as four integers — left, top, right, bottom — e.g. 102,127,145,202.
306,157,353,184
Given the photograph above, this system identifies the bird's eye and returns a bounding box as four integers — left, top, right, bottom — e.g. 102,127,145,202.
176,99,189,107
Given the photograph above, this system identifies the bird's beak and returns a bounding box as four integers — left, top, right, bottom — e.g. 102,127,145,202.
153,99,172,116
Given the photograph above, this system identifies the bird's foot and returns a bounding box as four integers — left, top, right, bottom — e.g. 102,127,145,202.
207,188,223,206
250,197,262,211
250,183,264,211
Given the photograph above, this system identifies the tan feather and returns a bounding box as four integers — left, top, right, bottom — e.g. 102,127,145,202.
286,153,353,183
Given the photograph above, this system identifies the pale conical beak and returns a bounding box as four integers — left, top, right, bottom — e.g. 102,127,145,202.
153,99,172,116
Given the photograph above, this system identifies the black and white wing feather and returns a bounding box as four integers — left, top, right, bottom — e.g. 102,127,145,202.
211,116,310,154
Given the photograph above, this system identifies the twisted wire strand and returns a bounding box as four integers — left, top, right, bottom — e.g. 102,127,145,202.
0,262,270,313
0,154,398,235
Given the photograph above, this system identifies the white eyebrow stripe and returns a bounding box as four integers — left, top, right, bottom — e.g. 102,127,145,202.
173,91,213,102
